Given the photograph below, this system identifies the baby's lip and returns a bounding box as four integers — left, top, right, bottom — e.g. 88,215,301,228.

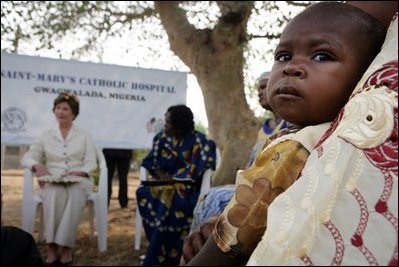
276,86,300,96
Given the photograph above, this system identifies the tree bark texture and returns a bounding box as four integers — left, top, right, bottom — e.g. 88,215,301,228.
155,1,260,185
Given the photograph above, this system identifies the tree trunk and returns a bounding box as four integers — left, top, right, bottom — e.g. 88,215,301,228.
155,1,259,185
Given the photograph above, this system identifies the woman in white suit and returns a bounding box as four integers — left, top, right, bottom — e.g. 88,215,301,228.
21,92,97,266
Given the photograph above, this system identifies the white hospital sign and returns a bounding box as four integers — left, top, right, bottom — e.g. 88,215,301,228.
1,53,187,149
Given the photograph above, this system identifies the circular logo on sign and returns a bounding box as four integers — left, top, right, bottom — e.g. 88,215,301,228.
1,107,27,133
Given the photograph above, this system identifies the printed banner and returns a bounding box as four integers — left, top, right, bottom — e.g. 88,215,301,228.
1,53,187,149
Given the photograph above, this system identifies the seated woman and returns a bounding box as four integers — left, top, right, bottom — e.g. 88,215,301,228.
136,104,217,266
21,92,97,266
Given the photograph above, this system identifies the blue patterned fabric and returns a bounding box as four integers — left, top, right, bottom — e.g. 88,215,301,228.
191,185,236,231
137,130,216,266
262,118,287,135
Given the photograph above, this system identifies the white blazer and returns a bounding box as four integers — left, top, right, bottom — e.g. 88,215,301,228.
21,125,97,181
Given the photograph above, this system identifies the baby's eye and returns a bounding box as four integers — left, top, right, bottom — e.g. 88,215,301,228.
312,52,333,61
275,53,291,62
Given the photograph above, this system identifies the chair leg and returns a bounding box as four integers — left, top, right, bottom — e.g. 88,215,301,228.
134,208,142,250
22,201,37,235
22,200,46,243
88,201,95,240
37,203,45,243
92,196,107,252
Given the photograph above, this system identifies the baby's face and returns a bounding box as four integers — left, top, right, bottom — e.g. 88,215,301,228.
267,17,362,127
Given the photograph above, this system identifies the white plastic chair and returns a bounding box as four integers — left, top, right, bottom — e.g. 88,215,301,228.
21,146,108,252
134,149,221,250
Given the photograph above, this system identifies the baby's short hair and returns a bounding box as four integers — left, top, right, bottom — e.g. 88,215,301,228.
291,2,386,75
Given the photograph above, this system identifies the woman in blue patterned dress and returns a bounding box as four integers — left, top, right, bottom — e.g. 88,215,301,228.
136,104,216,266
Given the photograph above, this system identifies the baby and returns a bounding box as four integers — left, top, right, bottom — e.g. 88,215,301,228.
185,2,387,265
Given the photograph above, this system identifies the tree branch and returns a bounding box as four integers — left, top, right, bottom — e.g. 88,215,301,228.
248,33,281,39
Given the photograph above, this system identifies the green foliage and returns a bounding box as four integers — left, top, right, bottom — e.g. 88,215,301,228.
91,165,100,188
130,149,150,171
1,1,311,76
133,149,149,162
195,121,208,134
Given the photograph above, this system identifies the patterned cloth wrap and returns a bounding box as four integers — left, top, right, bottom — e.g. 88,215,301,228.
214,14,398,266
191,184,236,232
137,129,216,266
213,123,330,257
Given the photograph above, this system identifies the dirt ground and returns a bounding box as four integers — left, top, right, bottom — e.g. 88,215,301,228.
1,169,148,266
